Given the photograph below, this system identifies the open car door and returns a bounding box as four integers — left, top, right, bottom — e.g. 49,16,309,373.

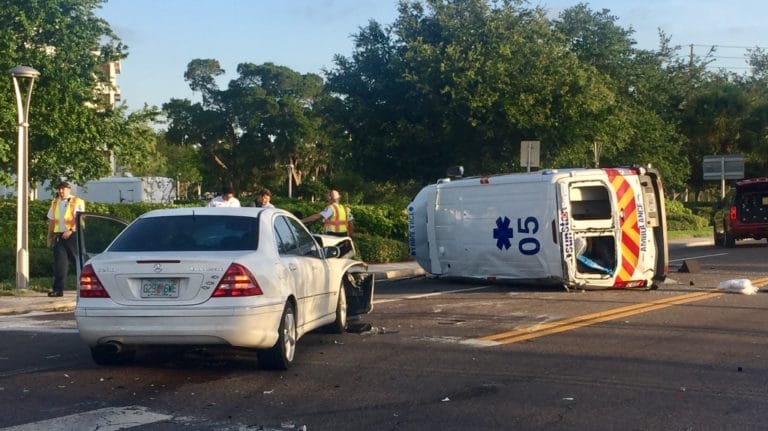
75,212,128,276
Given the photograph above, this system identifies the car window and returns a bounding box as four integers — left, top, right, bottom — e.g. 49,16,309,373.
108,215,259,252
286,218,322,258
274,216,299,255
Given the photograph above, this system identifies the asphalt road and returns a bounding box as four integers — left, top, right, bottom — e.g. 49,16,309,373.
0,239,767,430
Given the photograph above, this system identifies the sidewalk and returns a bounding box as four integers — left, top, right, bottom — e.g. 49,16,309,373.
0,261,427,317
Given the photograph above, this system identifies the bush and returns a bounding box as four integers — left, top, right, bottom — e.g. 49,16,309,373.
666,212,710,231
354,232,410,263
0,247,53,281
665,199,717,231
276,200,409,241
665,199,692,215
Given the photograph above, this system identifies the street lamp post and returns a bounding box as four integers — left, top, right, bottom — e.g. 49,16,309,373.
9,66,40,290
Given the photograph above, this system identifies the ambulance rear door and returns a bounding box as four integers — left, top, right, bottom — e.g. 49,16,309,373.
562,177,620,289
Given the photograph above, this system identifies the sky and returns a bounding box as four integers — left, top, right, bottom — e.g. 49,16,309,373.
96,0,768,114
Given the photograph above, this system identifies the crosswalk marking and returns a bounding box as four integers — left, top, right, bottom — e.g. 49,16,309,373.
0,405,172,431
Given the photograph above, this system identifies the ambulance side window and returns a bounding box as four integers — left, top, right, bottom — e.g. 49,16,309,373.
570,186,611,220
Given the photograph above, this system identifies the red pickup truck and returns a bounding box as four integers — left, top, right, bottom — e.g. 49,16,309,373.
712,177,768,247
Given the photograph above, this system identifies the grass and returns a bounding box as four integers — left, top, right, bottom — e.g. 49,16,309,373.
667,228,712,240
0,275,76,296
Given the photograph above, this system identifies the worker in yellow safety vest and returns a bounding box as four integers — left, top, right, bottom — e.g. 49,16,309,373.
46,181,85,297
301,189,354,237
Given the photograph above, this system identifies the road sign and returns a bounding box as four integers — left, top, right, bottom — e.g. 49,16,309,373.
703,155,745,199
703,155,744,181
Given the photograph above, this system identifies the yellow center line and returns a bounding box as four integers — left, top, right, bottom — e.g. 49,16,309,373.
479,291,722,346
750,277,768,288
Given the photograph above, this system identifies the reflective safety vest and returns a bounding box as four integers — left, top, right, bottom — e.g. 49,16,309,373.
50,196,85,233
323,204,350,234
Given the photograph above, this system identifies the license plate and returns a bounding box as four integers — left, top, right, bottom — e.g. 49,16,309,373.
140,278,179,298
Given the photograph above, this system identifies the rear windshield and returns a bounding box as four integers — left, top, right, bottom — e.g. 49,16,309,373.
109,215,259,252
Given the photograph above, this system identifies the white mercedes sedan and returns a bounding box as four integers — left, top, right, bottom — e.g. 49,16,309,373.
74,207,374,369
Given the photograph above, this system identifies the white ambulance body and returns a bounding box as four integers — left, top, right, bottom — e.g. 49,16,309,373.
407,166,668,290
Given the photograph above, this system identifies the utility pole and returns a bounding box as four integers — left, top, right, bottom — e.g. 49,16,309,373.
689,44,694,69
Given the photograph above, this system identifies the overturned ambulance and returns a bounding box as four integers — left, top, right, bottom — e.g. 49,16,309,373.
407,166,668,290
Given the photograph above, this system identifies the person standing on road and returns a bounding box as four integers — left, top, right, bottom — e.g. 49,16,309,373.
207,187,241,207
249,188,275,208
47,181,85,297
301,189,354,237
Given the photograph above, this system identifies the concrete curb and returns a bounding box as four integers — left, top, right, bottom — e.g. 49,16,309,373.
374,268,427,281
0,294,76,316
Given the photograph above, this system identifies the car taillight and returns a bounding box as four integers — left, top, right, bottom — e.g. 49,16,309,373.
729,206,737,222
79,264,110,298
212,263,263,297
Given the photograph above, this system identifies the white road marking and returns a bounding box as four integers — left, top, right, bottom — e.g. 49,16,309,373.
0,405,172,431
374,285,493,304
669,252,727,263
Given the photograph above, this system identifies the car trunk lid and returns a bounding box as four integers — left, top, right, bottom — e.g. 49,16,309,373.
90,251,251,306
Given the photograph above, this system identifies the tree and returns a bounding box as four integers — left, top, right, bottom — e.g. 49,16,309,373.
0,0,137,188
680,72,768,186
164,60,331,196
327,0,642,182
552,4,691,188
111,107,167,177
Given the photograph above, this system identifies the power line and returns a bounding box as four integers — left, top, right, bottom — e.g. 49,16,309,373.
691,44,767,50
710,56,751,60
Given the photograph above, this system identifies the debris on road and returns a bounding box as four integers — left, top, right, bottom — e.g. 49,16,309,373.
718,279,758,295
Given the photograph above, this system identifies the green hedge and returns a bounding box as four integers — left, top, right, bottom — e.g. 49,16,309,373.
665,199,711,230
0,247,53,280
353,232,411,263
272,200,409,241
666,212,710,231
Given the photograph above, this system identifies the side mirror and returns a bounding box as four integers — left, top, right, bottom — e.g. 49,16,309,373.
323,246,341,258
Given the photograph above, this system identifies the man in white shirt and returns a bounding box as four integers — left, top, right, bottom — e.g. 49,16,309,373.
207,187,241,207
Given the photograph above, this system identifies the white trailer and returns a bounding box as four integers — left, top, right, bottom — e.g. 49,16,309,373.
408,166,668,290
78,176,176,204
